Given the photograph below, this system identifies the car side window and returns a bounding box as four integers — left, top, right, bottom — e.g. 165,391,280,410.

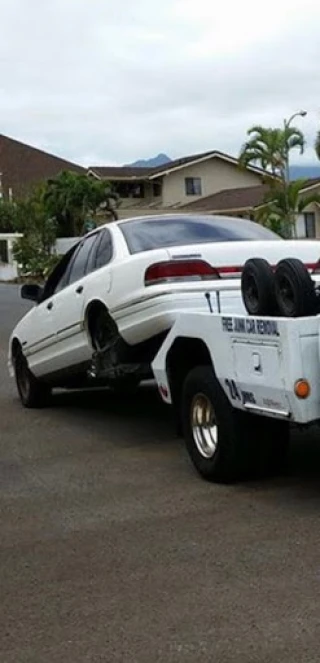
40,243,80,301
94,229,113,270
67,233,100,285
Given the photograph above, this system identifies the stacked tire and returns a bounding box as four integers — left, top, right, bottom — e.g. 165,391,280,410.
241,257,318,318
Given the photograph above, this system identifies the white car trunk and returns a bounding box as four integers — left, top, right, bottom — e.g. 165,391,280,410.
166,240,320,274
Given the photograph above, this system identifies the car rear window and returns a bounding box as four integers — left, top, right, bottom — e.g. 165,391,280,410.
119,215,281,254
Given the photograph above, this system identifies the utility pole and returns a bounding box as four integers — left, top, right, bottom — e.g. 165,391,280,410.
283,110,307,237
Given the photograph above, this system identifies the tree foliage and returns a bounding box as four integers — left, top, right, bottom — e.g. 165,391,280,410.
44,171,119,236
239,125,305,178
0,200,19,232
12,185,58,277
315,130,320,161
239,123,308,235
256,179,320,238
5,170,118,277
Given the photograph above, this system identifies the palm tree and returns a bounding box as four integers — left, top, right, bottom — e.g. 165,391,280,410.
239,125,305,178
257,179,320,237
315,131,320,160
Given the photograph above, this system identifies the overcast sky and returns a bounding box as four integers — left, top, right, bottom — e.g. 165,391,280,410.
0,0,320,167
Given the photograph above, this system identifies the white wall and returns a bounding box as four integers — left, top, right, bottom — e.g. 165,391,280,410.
55,237,79,254
162,157,263,206
0,235,80,280
295,214,306,239
0,233,22,281
0,263,19,280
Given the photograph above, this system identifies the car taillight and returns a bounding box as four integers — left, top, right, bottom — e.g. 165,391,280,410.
144,260,220,285
217,265,243,277
309,261,320,274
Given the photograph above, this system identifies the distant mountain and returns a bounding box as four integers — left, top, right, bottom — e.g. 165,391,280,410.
127,153,172,168
290,165,320,180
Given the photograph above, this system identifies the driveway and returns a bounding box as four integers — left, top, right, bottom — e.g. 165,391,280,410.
1,285,320,662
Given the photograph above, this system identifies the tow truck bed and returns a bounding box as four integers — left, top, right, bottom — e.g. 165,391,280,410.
152,307,320,483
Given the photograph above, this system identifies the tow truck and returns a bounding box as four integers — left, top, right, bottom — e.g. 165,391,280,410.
151,257,320,483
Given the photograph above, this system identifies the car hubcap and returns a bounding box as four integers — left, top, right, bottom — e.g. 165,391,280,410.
191,393,218,459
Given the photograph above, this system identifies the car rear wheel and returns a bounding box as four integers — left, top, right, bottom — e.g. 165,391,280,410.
14,348,51,408
90,307,118,352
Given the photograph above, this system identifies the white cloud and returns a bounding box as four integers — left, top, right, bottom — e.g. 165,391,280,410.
0,0,319,166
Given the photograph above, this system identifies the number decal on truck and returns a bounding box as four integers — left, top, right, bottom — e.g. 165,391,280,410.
225,379,241,401
225,379,256,405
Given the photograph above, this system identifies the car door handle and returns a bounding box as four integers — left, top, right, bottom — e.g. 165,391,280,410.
76,285,84,294
47,301,53,310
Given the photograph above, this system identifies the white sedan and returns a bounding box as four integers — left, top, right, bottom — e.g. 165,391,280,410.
9,213,320,407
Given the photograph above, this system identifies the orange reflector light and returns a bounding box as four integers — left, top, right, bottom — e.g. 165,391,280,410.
294,379,310,399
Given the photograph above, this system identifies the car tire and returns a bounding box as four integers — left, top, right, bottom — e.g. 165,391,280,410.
14,348,51,408
241,258,277,316
90,307,118,352
274,258,317,317
181,366,289,483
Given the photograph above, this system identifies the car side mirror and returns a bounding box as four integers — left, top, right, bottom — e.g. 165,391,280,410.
21,284,43,303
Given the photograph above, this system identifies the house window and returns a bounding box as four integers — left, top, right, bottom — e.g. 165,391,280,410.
304,212,316,238
0,240,8,263
185,177,202,196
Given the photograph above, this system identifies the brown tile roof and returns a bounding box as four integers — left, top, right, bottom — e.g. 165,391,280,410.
89,149,267,181
150,150,219,175
0,134,85,200
182,184,270,212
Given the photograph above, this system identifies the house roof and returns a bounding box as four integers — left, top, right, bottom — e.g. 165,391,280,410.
88,166,152,180
181,176,320,214
89,149,268,181
182,184,270,213
300,176,320,191
0,134,85,199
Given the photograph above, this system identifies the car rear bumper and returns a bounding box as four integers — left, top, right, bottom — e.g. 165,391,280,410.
113,287,245,345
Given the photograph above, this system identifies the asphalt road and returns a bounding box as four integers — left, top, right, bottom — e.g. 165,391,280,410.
1,285,320,662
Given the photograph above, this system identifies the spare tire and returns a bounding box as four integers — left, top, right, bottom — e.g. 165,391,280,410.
274,258,317,317
241,258,276,316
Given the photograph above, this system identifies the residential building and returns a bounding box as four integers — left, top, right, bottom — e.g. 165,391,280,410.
0,134,85,200
180,184,269,219
88,151,267,218
182,178,320,238
295,179,320,238
2,132,319,239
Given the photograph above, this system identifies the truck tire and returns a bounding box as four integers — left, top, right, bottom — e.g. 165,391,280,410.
241,258,277,316
14,348,51,408
181,366,289,483
274,258,317,317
